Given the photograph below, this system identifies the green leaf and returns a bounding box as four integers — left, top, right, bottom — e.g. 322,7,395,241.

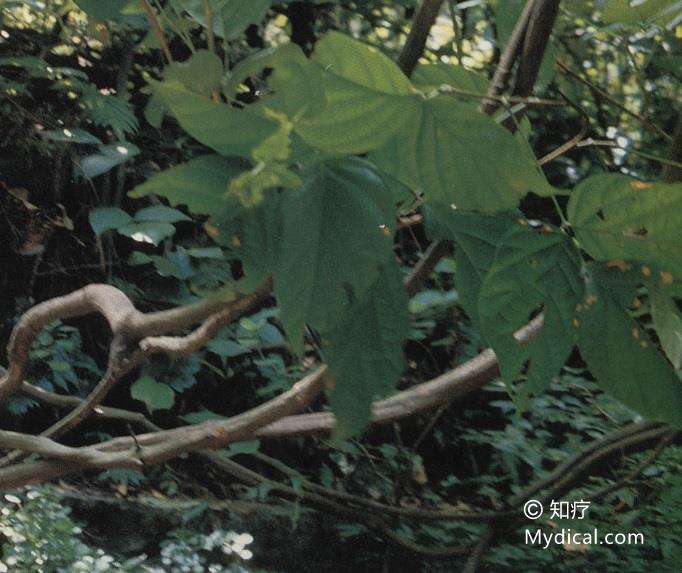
494,0,526,46
130,155,247,215
227,110,301,207
602,0,681,26
294,32,420,154
266,46,326,118
275,158,394,350
149,249,194,280
181,409,229,424
74,0,131,20
478,225,583,397
325,261,410,439
313,31,412,94
568,174,682,279
427,206,521,328
130,376,175,412
144,93,166,128
227,43,325,118
118,221,176,246
175,0,271,39
412,63,489,93
577,265,682,427
152,80,278,158
228,162,301,207
186,247,224,259
165,50,224,97
89,207,133,236
234,196,283,291
78,142,139,179
42,128,102,144
128,251,153,266
224,440,261,457
372,96,552,211
650,284,682,370
134,206,192,224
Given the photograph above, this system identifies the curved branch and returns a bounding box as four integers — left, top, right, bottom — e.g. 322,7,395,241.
138,278,274,356
0,280,273,404
0,367,325,489
257,315,542,439
0,285,136,402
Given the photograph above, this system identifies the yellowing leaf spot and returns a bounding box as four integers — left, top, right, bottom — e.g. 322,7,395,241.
204,222,220,238
632,297,642,309
518,218,528,226
630,181,652,191
542,224,553,233
231,236,242,248
631,327,639,339
640,341,648,348
641,266,652,277
660,271,674,285
585,294,598,307
622,226,647,239
575,303,583,312
572,318,580,328
607,259,630,272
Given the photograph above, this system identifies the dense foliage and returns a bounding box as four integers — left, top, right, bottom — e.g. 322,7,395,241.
0,0,681,571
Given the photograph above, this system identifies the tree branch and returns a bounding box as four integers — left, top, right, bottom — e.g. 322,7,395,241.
397,0,446,76
0,279,273,404
662,114,682,183
481,0,536,115
0,366,325,489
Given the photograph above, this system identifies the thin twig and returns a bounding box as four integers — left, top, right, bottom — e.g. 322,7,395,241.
557,60,673,143
140,0,174,64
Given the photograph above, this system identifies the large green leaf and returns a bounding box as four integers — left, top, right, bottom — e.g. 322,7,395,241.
428,206,520,329
152,80,278,158
650,284,682,370
275,158,395,350
577,265,682,427
325,261,410,439
165,50,224,98
130,155,247,215
232,196,283,291
312,31,412,95
568,174,682,279
175,0,271,39
372,95,553,211
478,225,584,396
412,63,489,94
227,43,325,118
294,32,420,154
